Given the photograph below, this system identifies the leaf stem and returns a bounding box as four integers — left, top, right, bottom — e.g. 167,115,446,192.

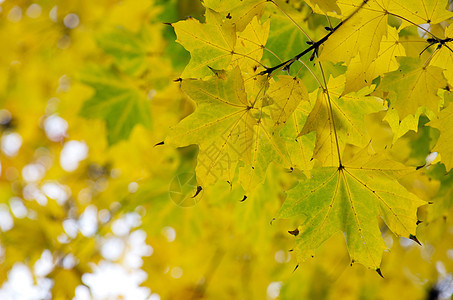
238,35,284,62
297,59,324,89
233,51,268,69
264,47,283,62
422,44,440,66
268,0,313,42
318,61,342,166
325,14,333,29
386,12,441,40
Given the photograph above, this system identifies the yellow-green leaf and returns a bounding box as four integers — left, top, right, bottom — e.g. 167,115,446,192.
279,152,425,269
96,27,151,77
165,68,253,184
238,117,290,191
173,9,236,78
344,26,405,94
267,76,309,131
379,56,446,118
319,1,388,67
427,103,453,170
300,75,385,166
203,0,268,31
79,65,152,145
234,17,270,73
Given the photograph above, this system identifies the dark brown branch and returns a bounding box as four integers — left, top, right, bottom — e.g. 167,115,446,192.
260,0,370,76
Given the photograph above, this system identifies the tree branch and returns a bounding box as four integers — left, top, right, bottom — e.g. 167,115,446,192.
259,0,370,76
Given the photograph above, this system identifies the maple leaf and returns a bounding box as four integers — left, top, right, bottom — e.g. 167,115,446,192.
173,8,270,79
383,106,436,144
267,76,308,131
343,26,406,94
234,17,270,73
96,27,151,77
318,0,388,67
280,100,317,171
378,56,446,119
173,9,237,78
167,68,297,190
427,103,453,171
239,76,313,188
279,151,425,269
165,68,252,184
238,116,291,191
300,75,385,166
79,65,152,145
388,0,453,26
238,76,313,189
203,0,268,31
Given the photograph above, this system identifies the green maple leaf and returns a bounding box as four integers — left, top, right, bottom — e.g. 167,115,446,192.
96,27,151,77
279,151,425,269
79,65,152,145
379,56,446,119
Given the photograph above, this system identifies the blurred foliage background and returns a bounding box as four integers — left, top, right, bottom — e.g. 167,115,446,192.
0,0,452,299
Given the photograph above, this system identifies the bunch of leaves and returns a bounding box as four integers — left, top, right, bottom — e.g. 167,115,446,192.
165,0,453,275
1,0,453,299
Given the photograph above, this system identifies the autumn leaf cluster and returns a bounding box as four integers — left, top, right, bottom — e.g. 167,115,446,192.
1,0,453,299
